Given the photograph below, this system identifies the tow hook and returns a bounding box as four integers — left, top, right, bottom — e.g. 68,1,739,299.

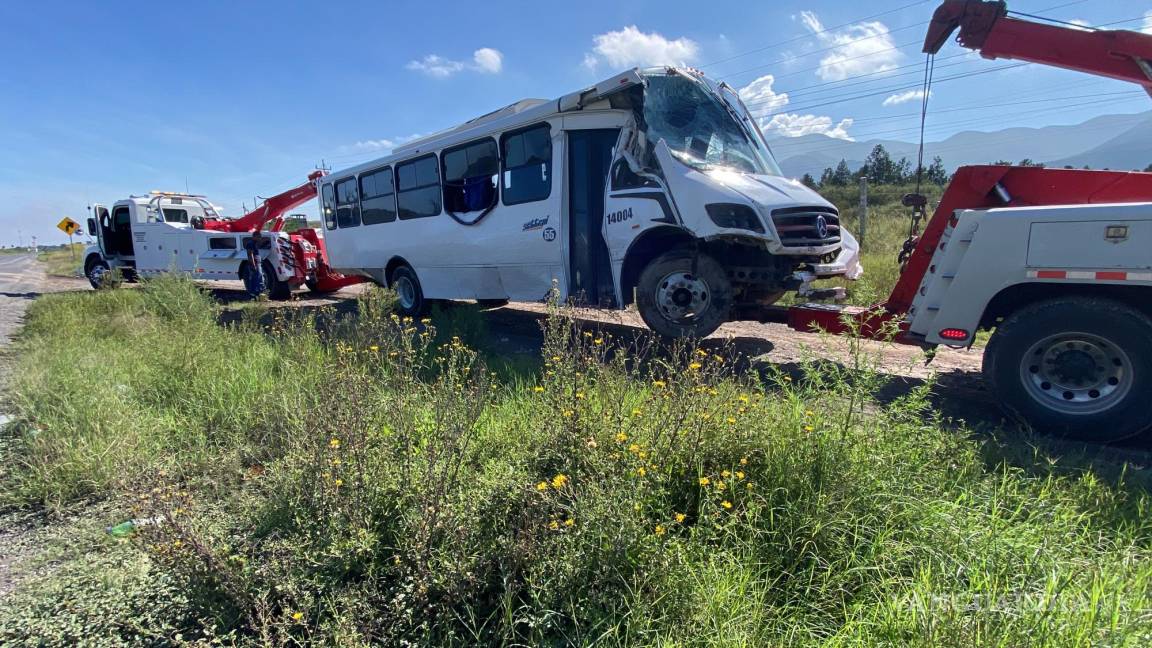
793,270,846,301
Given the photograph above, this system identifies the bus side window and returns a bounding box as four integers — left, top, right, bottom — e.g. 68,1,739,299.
335,178,361,228
396,154,442,220
442,138,499,214
360,167,396,225
501,123,552,206
322,184,337,230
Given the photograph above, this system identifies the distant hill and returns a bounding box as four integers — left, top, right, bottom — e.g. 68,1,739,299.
770,111,1152,179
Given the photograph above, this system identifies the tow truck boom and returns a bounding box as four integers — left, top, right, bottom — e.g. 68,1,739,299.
924,0,1152,94
783,0,1152,444
202,170,327,233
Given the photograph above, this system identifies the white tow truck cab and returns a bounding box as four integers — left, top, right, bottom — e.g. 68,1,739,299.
319,67,861,338
84,192,306,297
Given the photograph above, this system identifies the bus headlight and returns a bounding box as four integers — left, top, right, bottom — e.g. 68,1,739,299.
706,203,764,233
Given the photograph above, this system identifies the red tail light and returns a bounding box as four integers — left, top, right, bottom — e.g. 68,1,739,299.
939,328,970,341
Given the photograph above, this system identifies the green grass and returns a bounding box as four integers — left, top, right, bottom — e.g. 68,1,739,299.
37,243,86,276
2,276,1150,646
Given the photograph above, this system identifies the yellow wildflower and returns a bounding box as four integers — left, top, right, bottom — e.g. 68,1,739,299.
575,392,585,400
292,612,304,621
653,380,666,388
636,467,646,477
688,362,702,370
675,512,687,524
631,408,643,417
805,409,814,417
329,438,341,448
334,478,343,487
536,481,549,491
563,409,574,418
738,394,750,403
173,539,183,548
533,386,545,393
551,474,569,489
721,500,733,509
420,318,431,324
628,443,640,453
565,518,575,527
721,470,731,478
368,345,379,352
696,349,709,357
727,417,737,424
736,471,745,480
593,338,604,345
698,477,710,486
615,432,628,443
804,425,815,432
549,520,560,530
740,457,748,466
655,524,666,536
551,355,561,361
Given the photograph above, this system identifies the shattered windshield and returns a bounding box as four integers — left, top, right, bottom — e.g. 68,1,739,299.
641,71,781,176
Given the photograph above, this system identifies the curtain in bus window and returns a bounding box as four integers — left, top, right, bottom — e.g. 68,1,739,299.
442,139,498,214
335,178,361,228
397,155,442,219
502,124,551,205
360,167,396,225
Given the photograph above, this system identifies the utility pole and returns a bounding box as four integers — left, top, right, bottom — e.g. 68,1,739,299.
858,175,869,248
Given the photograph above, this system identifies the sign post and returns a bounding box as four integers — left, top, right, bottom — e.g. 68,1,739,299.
57,217,81,261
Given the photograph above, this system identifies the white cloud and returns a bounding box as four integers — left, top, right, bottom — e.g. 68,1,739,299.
341,134,422,155
799,11,903,82
738,74,790,112
738,74,854,140
583,26,699,70
882,90,930,106
1142,11,1152,35
765,114,854,140
406,48,504,77
472,48,503,74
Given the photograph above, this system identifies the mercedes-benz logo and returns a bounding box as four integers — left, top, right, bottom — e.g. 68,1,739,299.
814,215,829,239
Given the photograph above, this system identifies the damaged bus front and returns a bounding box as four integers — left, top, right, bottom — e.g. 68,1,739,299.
600,67,861,336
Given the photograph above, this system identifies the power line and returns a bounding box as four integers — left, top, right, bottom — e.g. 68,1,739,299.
699,0,936,70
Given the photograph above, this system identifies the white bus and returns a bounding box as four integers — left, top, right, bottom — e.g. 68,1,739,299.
319,67,861,338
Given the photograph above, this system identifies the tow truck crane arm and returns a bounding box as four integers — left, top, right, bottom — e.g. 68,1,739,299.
924,0,1152,95
202,170,327,233
785,0,1152,342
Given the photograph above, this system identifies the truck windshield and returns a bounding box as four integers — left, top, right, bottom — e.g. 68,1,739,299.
641,71,781,176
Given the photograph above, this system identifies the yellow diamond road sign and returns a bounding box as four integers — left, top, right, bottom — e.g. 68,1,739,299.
57,217,81,236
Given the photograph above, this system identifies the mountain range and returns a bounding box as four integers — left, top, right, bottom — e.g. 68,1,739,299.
768,111,1152,179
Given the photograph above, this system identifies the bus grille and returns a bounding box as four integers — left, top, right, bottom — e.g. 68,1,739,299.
770,206,841,247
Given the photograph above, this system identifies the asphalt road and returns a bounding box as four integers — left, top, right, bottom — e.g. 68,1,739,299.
0,254,44,350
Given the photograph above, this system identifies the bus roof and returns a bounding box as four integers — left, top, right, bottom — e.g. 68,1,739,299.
326,68,648,181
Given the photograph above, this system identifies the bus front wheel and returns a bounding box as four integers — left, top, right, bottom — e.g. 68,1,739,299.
636,249,731,339
390,265,427,316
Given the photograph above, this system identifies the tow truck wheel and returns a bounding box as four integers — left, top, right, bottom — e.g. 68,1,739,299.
262,260,291,301
85,256,111,290
983,297,1152,443
390,265,427,316
636,249,731,339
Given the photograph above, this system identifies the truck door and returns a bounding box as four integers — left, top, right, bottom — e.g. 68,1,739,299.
566,128,618,307
90,204,109,257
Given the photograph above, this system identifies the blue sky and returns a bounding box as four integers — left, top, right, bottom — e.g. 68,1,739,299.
2,0,1149,247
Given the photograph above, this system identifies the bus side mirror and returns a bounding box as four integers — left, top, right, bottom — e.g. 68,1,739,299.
87,218,97,235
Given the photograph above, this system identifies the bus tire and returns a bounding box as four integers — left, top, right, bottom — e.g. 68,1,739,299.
636,249,731,339
390,265,427,316
983,297,1152,444
85,255,111,290
262,260,291,301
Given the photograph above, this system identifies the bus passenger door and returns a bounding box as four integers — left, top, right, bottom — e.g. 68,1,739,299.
566,129,618,307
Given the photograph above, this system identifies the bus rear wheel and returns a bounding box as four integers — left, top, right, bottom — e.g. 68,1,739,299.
390,265,427,316
636,249,731,339
983,297,1152,443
